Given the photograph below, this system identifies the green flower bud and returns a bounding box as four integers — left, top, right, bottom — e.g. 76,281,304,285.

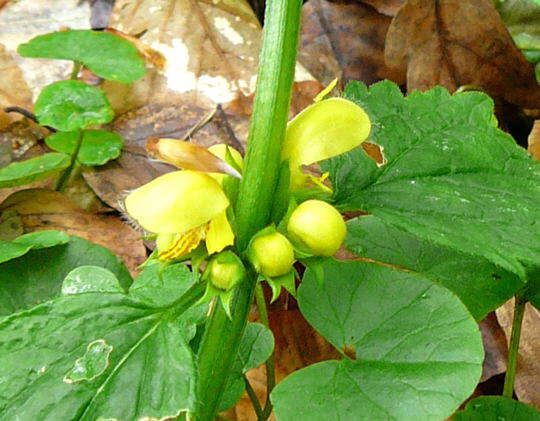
287,200,346,257
249,231,295,277
205,250,245,291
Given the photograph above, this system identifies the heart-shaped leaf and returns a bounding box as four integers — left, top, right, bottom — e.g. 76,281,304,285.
324,81,540,278
454,396,540,420
271,259,483,420
46,130,124,166
346,215,524,320
35,80,114,131
0,263,205,420
0,153,70,188
18,30,146,84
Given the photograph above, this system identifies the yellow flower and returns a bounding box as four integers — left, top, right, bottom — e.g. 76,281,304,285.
125,170,235,260
282,97,371,189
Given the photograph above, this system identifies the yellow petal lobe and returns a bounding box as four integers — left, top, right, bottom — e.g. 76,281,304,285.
282,98,371,188
206,211,235,254
125,170,229,234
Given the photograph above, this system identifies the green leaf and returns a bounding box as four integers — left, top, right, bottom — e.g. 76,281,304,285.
324,81,540,277
0,153,70,188
62,266,124,295
220,322,275,411
46,130,124,166
0,269,205,420
271,259,483,420
0,235,132,316
35,80,114,131
18,30,146,84
0,230,70,264
346,215,524,320
13,230,70,250
454,396,540,420
0,241,32,264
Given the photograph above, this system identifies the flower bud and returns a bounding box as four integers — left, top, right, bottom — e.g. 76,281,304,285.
287,200,346,257
249,231,295,277
205,250,245,291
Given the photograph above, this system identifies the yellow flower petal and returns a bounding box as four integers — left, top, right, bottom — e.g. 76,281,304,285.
156,225,206,261
125,170,229,234
282,98,371,188
206,210,235,254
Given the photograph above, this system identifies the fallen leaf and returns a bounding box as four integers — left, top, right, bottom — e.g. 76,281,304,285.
0,44,33,130
385,0,540,109
496,300,540,407
529,120,540,161
300,0,405,86
358,0,406,17
103,0,313,113
0,0,92,99
479,312,508,382
0,188,146,275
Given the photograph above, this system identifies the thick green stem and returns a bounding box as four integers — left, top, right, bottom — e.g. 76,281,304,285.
192,0,301,419
503,294,527,398
55,130,84,192
254,283,276,418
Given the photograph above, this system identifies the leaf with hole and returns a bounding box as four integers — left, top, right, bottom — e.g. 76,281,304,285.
46,130,124,166
35,80,114,131
324,81,540,278
0,153,70,188
271,259,483,420
18,30,146,84
0,263,205,420
346,215,524,320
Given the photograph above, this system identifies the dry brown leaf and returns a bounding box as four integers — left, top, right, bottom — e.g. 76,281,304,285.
0,44,33,130
528,120,540,161
0,0,91,99
103,0,312,114
0,188,146,276
478,312,508,382
360,0,405,16
496,300,540,408
300,0,405,86
385,0,540,109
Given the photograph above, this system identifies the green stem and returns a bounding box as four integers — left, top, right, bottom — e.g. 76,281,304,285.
254,283,276,419
71,61,81,80
192,0,301,419
244,374,265,419
503,294,527,398
55,130,84,192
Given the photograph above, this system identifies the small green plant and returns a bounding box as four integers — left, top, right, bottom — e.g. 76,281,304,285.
0,30,146,192
0,2,539,421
